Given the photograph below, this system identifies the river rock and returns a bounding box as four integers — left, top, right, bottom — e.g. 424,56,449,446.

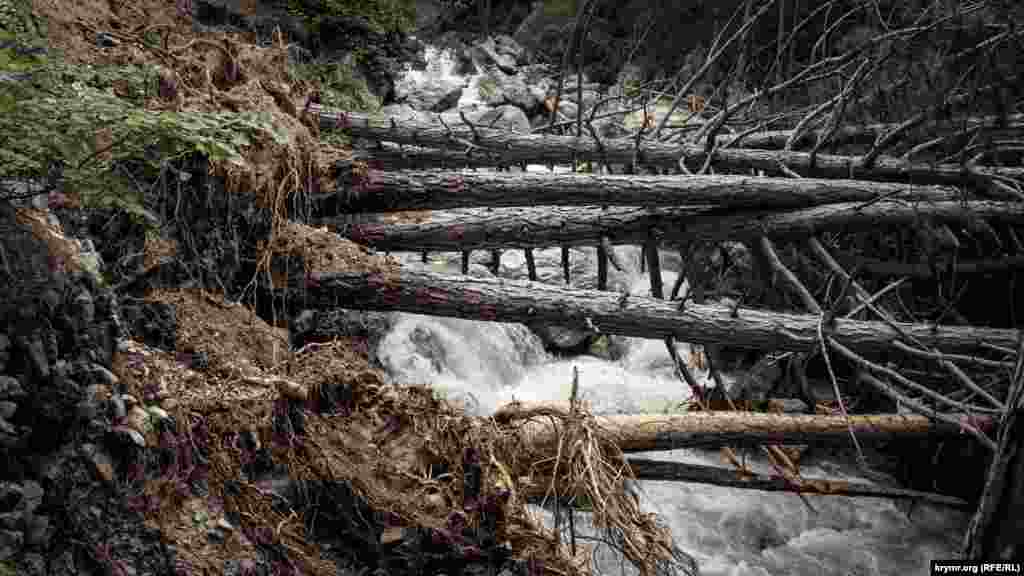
472,37,517,75
394,63,464,112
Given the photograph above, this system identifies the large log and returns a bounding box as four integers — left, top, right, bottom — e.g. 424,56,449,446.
337,169,959,212
318,108,1024,185
491,403,996,450
327,200,1024,251
301,267,1020,356
623,459,970,508
724,114,1024,150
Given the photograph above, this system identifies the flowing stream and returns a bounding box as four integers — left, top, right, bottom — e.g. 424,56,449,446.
370,47,969,575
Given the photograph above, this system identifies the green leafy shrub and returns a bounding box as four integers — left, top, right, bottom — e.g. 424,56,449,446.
286,0,417,36
1,60,292,227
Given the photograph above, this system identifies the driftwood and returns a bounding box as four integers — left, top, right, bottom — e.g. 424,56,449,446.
336,168,959,212
492,403,995,450
327,200,1024,251
624,458,970,508
317,108,1024,185
300,268,1020,356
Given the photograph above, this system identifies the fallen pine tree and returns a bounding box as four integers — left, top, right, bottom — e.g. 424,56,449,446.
326,200,1024,251
317,108,1024,186
335,168,960,212
298,267,1020,357
490,403,995,450
621,458,971,508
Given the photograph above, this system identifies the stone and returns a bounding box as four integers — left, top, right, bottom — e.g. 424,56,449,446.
81,444,115,485
89,363,119,387
467,105,532,134
0,529,23,560
23,335,49,380
472,38,516,75
110,425,147,448
0,483,23,511
0,512,20,530
0,333,9,370
20,482,42,513
24,514,49,547
0,402,16,420
21,552,46,575
110,394,127,420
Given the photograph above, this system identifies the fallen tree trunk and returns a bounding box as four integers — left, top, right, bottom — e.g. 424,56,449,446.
722,114,1024,150
301,267,1020,356
623,458,970,508
330,205,714,251
327,200,1024,251
336,168,959,212
492,403,996,450
839,254,1024,278
319,108,1024,185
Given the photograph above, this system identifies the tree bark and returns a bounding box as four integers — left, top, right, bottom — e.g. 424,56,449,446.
839,254,1024,278
492,403,996,450
301,267,1020,356
337,168,959,212
351,115,1024,170
963,359,1024,561
326,201,1024,252
318,108,1024,185
623,458,971,508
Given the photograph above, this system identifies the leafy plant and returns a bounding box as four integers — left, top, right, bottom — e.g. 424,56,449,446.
286,0,416,36
0,59,293,228
477,76,498,101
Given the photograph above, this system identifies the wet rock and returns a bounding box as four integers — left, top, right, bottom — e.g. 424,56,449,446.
21,334,50,380
0,483,23,510
0,529,23,560
24,514,49,548
471,105,531,134
0,333,10,371
20,482,42,513
121,301,177,352
395,70,464,112
489,73,541,114
529,323,597,356
85,363,118,387
76,385,101,421
21,553,46,575
493,35,527,66
472,38,517,74
81,443,115,485
0,512,18,530
110,394,127,420
110,425,147,449
0,402,16,420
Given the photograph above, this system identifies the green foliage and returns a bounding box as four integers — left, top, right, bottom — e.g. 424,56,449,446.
286,0,417,36
0,561,15,576
477,76,498,101
1,60,291,227
291,57,380,113
541,0,578,18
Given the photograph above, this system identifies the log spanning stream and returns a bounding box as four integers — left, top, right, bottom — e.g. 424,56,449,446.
355,45,973,576
374,244,967,576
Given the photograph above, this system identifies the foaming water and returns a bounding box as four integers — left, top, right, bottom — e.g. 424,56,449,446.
376,48,967,574
393,45,487,111
376,244,968,575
